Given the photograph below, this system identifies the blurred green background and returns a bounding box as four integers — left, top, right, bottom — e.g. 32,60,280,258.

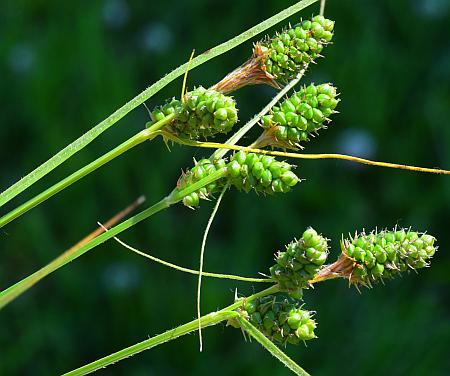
1,0,450,375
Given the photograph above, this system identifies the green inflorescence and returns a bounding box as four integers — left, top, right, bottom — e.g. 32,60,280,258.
270,228,329,298
150,86,238,139
176,151,300,207
260,15,335,84
239,295,317,345
261,83,339,148
341,228,437,286
227,151,300,194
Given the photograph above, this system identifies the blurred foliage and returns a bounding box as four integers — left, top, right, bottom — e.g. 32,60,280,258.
1,0,450,375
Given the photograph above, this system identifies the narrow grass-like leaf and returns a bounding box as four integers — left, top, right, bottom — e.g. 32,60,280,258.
0,0,318,208
0,168,228,309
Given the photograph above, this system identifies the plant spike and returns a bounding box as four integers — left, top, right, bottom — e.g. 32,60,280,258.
254,83,339,149
176,150,301,207
212,15,335,93
316,227,437,287
147,86,238,140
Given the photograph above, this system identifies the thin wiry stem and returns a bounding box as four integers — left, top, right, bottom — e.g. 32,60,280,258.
108,232,273,283
162,136,450,175
197,185,228,352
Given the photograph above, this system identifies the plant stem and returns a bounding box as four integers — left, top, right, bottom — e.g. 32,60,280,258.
0,116,173,229
73,195,146,249
64,284,280,375
170,139,450,175
320,0,326,16
0,0,318,209
197,185,227,351
237,316,310,376
213,72,305,160
63,310,239,376
111,234,274,283
0,168,228,310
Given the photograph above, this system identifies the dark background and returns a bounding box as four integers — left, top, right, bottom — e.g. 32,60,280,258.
1,0,449,375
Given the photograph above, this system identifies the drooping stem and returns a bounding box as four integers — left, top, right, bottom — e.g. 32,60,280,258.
0,115,174,229
197,185,227,352
165,137,450,175
0,168,228,310
0,0,318,209
109,232,274,283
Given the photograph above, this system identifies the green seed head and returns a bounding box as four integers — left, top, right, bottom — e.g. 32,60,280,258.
239,295,317,345
258,83,339,149
227,151,300,194
339,228,437,286
176,152,300,208
212,16,335,94
260,16,335,84
150,87,238,139
270,227,329,297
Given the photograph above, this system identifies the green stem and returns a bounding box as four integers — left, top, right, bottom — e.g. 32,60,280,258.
116,235,274,283
64,284,280,375
0,115,174,228
237,316,310,376
63,310,239,376
0,0,317,208
0,168,228,310
213,71,305,160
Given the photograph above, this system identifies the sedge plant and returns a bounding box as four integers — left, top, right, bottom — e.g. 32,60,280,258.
1,1,448,374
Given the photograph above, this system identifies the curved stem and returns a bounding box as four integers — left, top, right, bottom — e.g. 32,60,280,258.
166,138,450,175
110,233,273,283
197,185,227,351
0,168,228,310
0,115,173,229
0,0,318,209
